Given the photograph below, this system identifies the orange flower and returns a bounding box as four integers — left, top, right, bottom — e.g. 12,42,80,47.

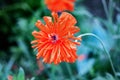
31,12,80,64
45,0,75,12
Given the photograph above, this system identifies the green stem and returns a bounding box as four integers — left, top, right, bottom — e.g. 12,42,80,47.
101,0,109,19
76,33,117,79
102,0,114,34
65,63,75,80
108,0,113,21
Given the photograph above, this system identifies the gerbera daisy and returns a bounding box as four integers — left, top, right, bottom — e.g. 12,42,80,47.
45,0,75,12
31,12,81,64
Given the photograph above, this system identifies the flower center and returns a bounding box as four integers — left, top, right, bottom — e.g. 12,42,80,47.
51,35,57,40
49,34,58,43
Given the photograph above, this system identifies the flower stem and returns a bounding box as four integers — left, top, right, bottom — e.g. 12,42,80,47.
76,33,117,79
65,63,75,80
102,0,109,19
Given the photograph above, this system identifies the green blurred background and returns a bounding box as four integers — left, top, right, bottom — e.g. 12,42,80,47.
0,0,120,80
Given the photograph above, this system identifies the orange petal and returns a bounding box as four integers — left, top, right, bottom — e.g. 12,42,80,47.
35,20,48,32
50,45,58,63
52,12,58,23
59,12,77,25
31,40,38,44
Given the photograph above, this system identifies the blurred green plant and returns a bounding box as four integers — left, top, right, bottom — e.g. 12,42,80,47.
13,67,25,80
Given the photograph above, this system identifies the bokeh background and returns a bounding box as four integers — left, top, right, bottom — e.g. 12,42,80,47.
0,0,120,80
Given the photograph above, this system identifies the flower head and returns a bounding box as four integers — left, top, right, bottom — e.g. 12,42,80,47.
45,0,75,12
31,12,81,64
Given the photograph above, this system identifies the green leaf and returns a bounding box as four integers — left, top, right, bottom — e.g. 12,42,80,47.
106,73,115,80
13,76,17,80
93,73,115,80
17,67,25,80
